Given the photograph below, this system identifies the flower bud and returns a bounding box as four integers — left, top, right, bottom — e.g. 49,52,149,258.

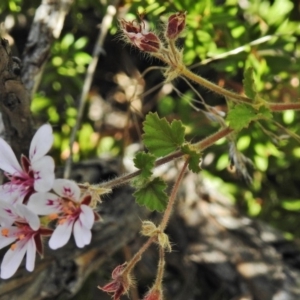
138,32,161,52
165,11,186,40
98,263,133,300
142,288,163,300
120,19,161,53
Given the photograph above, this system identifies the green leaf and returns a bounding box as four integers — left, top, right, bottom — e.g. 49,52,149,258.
134,177,168,212
243,67,256,99
256,105,273,120
227,104,272,131
143,112,185,157
227,104,257,131
133,152,156,179
181,144,202,173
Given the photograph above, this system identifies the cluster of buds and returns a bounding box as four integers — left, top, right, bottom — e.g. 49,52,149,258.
120,11,186,54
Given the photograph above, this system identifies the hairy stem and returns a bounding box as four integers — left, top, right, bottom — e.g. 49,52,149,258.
269,102,300,111
123,236,157,274
99,98,298,190
123,159,188,275
154,246,165,289
99,126,233,189
179,65,252,103
160,159,189,231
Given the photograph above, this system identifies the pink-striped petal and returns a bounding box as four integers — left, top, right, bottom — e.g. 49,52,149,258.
53,179,81,202
0,184,23,205
0,138,23,175
27,192,62,215
32,156,55,192
29,124,53,163
0,202,18,225
49,219,74,250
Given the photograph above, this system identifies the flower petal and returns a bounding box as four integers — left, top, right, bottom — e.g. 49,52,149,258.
0,184,23,205
0,138,23,175
0,226,18,249
15,204,40,231
73,219,91,248
29,124,53,163
79,205,95,229
0,201,18,225
53,179,81,201
32,156,55,192
25,236,36,272
0,237,28,279
49,219,73,250
27,192,62,215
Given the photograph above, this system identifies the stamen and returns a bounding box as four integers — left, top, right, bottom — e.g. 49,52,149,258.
59,218,67,225
1,228,9,237
49,213,59,220
18,234,25,240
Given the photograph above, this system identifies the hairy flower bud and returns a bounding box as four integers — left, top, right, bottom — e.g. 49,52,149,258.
138,32,161,52
165,11,186,40
120,19,161,52
98,263,133,300
142,288,163,300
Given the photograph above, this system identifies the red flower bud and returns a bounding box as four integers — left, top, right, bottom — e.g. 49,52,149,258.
142,288,163,300
137,32,161,52
120,18,161,52
166,11,186,40
98,263,133,300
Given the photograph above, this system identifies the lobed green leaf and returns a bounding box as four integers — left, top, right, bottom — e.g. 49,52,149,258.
143,112,185,157
133,152,156,179
133,177,168,212
227,104,272,131
181,144,202,173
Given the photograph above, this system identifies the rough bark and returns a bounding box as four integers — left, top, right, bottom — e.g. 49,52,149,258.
0,38,33,159
0,0,73,160
21,0,73,96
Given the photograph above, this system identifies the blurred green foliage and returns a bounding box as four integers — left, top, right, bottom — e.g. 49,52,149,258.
1,0,300,238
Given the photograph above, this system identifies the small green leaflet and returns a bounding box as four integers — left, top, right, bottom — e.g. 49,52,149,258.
143,112,185,157
181,144,202,173
227,103,272,131
243,67,256,99
133,152,156,179
133,177,168,212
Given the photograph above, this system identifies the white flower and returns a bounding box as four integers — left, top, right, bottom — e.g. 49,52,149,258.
0,124,55,204
0,203,52,279
28,179,99,249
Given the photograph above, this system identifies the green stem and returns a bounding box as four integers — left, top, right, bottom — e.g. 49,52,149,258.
193,126,234,150
180,65,252,103
160,159,189,231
